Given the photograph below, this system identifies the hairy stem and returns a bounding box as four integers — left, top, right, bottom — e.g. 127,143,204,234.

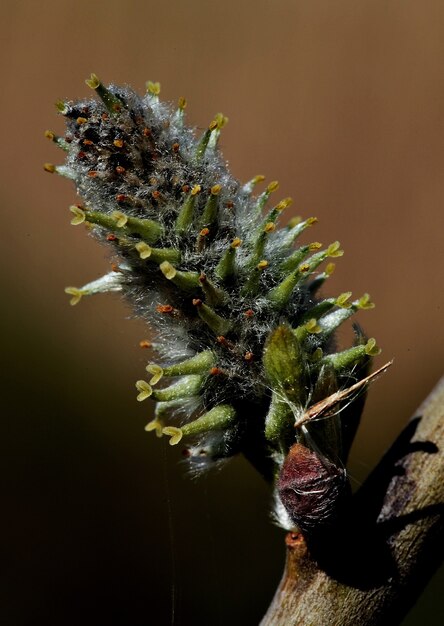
261,376,444,626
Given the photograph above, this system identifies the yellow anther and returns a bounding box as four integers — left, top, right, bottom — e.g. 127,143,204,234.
299,263,311,273
44,130,55,140
266,181,279,193
231,237,242,248
287,216,302,228
76,117,87,125
145,419,163,438
257,260,269,270
113,139,124,148
336,292,353,308
43,163,56,173
85,73,100,89
252,175,265,184
327,241,343,258
309,242,323,250
264,222,276,233
162,426,183,446
275,197,293,211
55,100,68,114
111,211,128,228
365,338,381,356
146,364,164,385
305,318,322,334
159,261,177,280
69,205,86,226
358,293,375,310
64,287,85,306
211,184,222,195
325,263,336,276
146,81,161,96
178,96,187,110
135,380,153,401
135,242,152,259
191,185,201,196
307,217,318,225
213,112,228,129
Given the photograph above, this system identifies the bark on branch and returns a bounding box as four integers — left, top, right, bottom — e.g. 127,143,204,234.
261,376,444,626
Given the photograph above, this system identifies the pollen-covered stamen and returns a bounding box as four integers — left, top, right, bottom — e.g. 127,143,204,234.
162,426,183,446
196,227,210,252
55,99,70,115
163,404,236,446
300,292,353,324
84,209,164,244
135,380,153,401
299,242,344,282
299,294,375,341
193,299,231,336
242,259,269,295
321,337,381,372
247,181,279,230
135,242,181,264
293,318,322,342
173,96,187,127
145,418,163,438
160,261,200,292
195,113,228,161
44,130,69,151
364,337,381,355
266,265,307,308
336,292,353,308
85,73,123,113
199,273,227,307
357,293,375,310
146,80,161,98
64,287,86,306
146,364,164,385
308,262,336,293
111,211,128,228
69,205,86,225
207,113,228,150
199,184,222,229
152,375,204,402
175,185,201,234
268,242,343,309
215,237,242,281
162,350,216,377
248,196,292,266
279,242,323,274
241,174,265,196
64,271,123,305
280,216,318,248
195,125,212,162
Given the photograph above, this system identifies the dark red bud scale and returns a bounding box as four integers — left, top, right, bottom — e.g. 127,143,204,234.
277,442,349,535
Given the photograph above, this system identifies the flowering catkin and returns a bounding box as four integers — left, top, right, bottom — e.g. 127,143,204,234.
46,75,384,532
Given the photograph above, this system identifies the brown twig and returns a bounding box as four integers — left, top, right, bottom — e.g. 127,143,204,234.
261,376,444,626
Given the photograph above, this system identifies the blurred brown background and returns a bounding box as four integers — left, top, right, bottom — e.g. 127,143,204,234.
1,1,443,624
